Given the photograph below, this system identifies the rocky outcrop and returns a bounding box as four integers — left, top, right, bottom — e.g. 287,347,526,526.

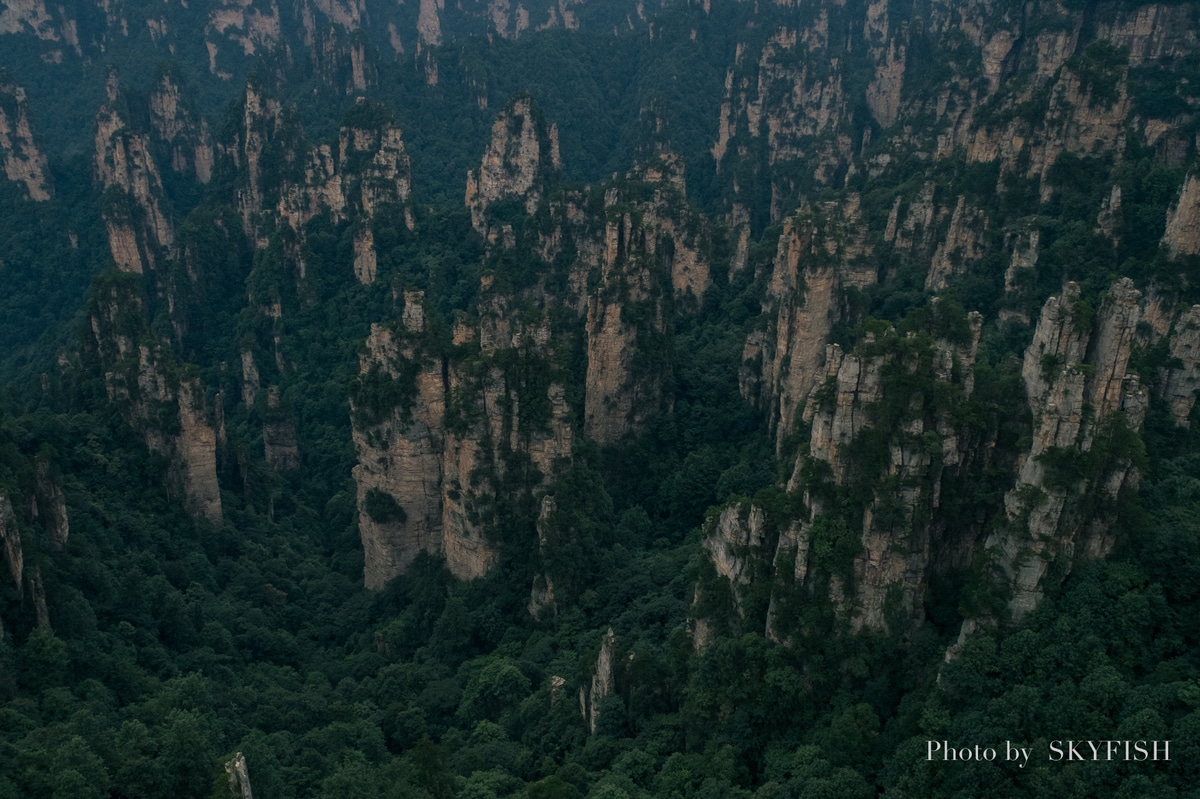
782,313,982,633
222,80,289,237
352,289,574,588
263,387,299,472
225,88,412,288
89,279,222,525
417,0,443,47
864,0,904,128
0,494,21,594
983,280,1146,622
149,72,214,183
466,95,558,237
30,566,49,629
1164,173,1200,260
1004,228,1040,293
34,460,68,550
0,78,52,201
528,496,559,619
94,72,175,273
926,197,987,291
0,0,60,41
579,627,617,735
706,304,989,637
583,208,668,446
224,752,253,799
206,0,282,70
713,16,853,214
175,378,223,525
1161,306,1200,427
701,504,768,617
342,120,414,224
741,198,875,450
352,312,446,588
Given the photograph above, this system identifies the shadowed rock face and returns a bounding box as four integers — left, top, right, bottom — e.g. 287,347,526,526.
0,494,21,594
0,78,51,201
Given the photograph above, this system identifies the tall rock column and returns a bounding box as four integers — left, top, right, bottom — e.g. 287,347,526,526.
351,299,447,590
984,280,1146,622
0,78,53,201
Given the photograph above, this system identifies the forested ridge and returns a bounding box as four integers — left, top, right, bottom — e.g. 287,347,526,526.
2,0,1200,797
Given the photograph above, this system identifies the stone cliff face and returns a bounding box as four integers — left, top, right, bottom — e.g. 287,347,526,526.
705,272,1165,638
701,310,989,638
94,72,175,274
221,80,290,238
2,0,1196,647
708,0,1198,226
224,752,253,799
149,72,214,184
789,315,983,633
741,198,875,451
224,86,413,288
0,453,71,635
985,280,1146,622
579,627,618,735
0,489,50,630
0,493,22,595
582,203,668,446
701,504,768,618
34,459,69,550
713,8,855,214
0,78,52,201
466,94,559,238
1164,173,1200,260
351,289,574,588
1161,306,1200,428
89,278,223,525
464,102,704,450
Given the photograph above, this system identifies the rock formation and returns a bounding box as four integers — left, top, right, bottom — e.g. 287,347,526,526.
89,277,223,525
149,72,214,183
0,493,22,594
741,199,875,451
701,504,768,618
94,71,175,273
1164,173,1200,260
1161,306,1200,428
579,627,618,734
34,459,69,550
351,289,574,588
0,77,52,201
262,387,300,472
224,752,253,799
466,94,559,238
981,280,1146,623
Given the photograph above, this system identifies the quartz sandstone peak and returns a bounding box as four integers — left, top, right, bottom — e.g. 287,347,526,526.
1164,173,1200,260
352,288,573,589
94,71,175,273
579,628,618,735
982,280,1146,625
741,199,875,452
0,78,52,201
89,285,222,526
466,95,557,237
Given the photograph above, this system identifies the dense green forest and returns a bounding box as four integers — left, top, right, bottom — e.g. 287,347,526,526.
3,0,1200,797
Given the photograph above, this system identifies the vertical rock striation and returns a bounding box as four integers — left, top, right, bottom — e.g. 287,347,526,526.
351,289,574,588
0,77,52,201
